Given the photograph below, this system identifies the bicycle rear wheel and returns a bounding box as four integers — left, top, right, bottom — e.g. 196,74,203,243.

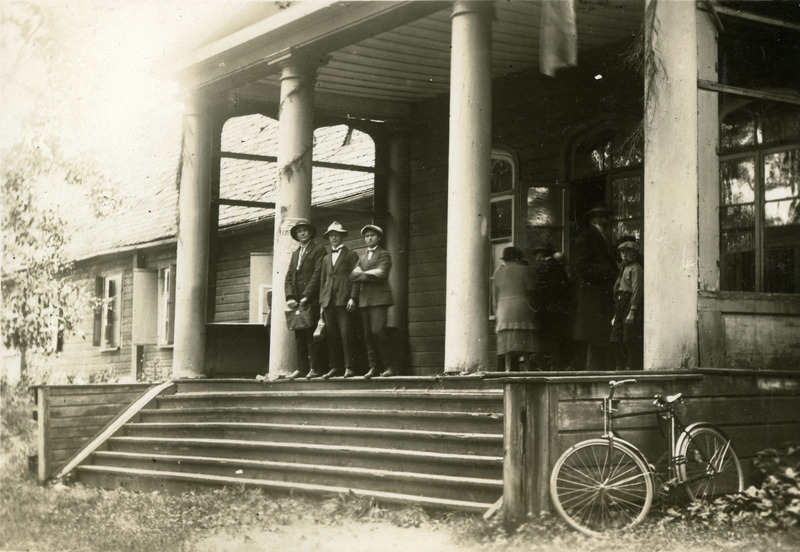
677,424,744,501
550,439,654,536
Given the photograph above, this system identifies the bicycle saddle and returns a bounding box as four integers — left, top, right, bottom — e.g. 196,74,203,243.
654,393,683,405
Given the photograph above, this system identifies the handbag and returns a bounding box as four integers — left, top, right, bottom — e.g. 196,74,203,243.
285,305,313,331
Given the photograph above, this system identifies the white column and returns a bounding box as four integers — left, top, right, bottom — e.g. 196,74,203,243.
444,1,493,374
643,0,700,369
172,95,214,378
268,58,316,379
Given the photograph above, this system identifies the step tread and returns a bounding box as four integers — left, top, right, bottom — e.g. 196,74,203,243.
75,465,496,512
125,421,503,441
91,451,503,487
141,406,503,420
109,436,504,463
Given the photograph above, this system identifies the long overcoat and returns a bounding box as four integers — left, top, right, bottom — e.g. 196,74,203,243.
571,225,618,345
492,261,536,332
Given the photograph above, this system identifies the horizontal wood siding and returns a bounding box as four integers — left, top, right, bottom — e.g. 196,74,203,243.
36,383,151,478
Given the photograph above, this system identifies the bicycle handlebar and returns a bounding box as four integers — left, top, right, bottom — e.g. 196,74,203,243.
607,379,637,401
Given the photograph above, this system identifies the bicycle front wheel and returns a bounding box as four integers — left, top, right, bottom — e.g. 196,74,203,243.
677,424,744,501
550,439,654,536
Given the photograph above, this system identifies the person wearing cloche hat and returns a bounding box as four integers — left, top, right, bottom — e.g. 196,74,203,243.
350,223,396,378
570,202,617,371
318,222,361,379
284,218,326,379
610,236,643,371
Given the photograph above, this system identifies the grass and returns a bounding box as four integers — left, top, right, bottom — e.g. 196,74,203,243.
2,376,799,551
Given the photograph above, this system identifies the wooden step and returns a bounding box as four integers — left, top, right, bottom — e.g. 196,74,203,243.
74,465,496,513
120,422,503,456
153,389,503,413
105,436,503,479
173,377,501,394
88,451,502,503
138,406,503,433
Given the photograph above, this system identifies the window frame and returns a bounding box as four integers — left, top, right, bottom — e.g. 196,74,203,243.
489,149,519,319
157,265,176,346
95,274,122,351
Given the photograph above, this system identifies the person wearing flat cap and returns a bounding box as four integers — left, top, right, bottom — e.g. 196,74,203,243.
285,219,326,379
349,224,396,378
611,237,643,370
570,202,618,371
318,222,361,379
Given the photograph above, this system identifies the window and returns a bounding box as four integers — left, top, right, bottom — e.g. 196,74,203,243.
489,150,517,315
158,267,175,345
525,185,565,260
94,275,121,349
719,100,800,293
132,266,175,346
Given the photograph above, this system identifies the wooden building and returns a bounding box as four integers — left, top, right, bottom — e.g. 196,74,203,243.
35,0,800,526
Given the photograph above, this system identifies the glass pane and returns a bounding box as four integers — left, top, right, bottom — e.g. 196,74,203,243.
491,159,514,194
764,247,797,294
527,187,563,227
611,221,642,247
491,199,513,240
721,108,756,150
526,226,563,256
720,247,756,292
720,204,755,231
721,229,754,254
612,135,643,168
611,176,643,219
721,158,755,205
761,104,800,144
764,149,800,202
765,200,800,227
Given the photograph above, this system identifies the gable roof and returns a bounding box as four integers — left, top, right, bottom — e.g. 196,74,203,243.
67,115,375,262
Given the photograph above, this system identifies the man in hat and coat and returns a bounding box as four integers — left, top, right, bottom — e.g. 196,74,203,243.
319,222,360,378
350,224,396,378
570,203,618,370
285,219,326,379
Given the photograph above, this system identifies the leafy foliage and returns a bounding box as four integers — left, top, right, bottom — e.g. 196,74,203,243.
664,442,800,529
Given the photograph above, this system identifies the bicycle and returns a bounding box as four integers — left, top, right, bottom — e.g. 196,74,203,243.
549,378,744,536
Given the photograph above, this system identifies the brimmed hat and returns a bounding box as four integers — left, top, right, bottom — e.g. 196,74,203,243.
501,246,524,262
323,221,348,237
586,202,614,217
361,224,383,237
290,219,316,241
618,240,639,252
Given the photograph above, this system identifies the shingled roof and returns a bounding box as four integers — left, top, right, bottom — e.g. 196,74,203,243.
67,114,374,261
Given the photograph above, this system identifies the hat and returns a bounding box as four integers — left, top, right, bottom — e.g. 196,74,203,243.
290,219,316,241
501,246,524,262
361,224,383,237
618,240,638,252
323,221,348,237
586,202,614,218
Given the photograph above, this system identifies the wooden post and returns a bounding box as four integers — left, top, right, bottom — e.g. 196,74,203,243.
643,0,700,369
444,0,492,374
36,386,50,483
268,57,317,379
131,252,145,380
172,94,215,378
503,383,527,527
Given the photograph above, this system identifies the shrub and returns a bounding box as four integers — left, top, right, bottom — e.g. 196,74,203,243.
666,442,800,529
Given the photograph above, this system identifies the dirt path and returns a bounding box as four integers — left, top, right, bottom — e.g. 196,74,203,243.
192,522,485,552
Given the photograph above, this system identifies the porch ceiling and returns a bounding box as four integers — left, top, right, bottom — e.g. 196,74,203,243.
228,0,644,121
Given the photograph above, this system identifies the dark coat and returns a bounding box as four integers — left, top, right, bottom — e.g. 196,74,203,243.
532,256,572,340
320,246,360,308
351,247,393,307
284,240,325,305
571,225,618,345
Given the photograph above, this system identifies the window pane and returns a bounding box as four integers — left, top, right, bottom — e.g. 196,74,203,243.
612,136,643,168
720,246,756,292
721,158,755,204
611,176,643,219
764,149,800,203
491,199,513,240
764,247,797,293
721,109,756,150
720,204,755,231
612,220,642,246
761,104,800,144
527,187,562,227
526,226,563,255
491,158,514,194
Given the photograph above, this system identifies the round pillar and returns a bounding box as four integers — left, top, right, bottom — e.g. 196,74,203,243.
444,1,493,374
